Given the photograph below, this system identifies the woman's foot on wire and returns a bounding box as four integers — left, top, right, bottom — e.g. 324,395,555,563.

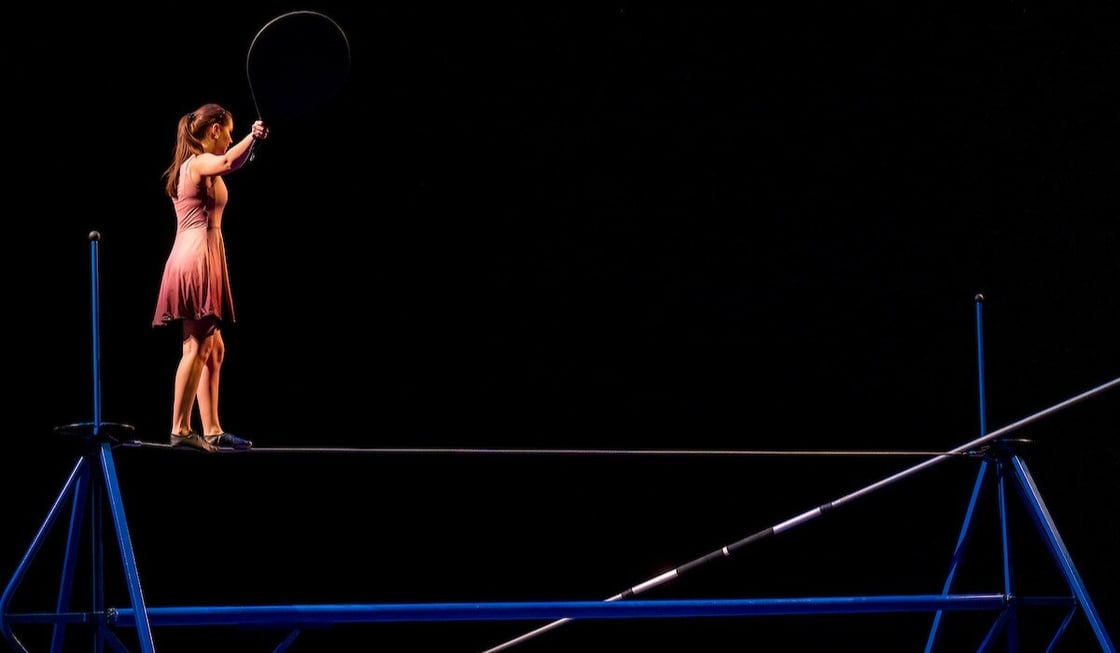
170,431,218,453
203,432,253,450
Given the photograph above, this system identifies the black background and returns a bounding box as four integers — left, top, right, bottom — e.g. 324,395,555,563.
3,4,1118,652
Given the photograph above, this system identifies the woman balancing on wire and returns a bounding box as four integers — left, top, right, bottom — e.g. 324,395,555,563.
153,103,268,452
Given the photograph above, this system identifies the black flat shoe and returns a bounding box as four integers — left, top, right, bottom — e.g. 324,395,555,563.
170,432,217,453
203,432,253,450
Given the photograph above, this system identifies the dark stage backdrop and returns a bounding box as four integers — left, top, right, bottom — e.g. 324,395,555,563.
4,4,1118,652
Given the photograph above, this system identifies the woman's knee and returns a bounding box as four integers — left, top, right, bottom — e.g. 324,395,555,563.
208,339,226,366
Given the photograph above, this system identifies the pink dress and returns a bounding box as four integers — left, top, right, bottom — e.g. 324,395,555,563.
152,156,236,326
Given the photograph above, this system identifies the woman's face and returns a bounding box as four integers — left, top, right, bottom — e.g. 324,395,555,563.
215,121,234,153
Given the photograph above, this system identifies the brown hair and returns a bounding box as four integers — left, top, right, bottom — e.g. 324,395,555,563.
162,103,232,198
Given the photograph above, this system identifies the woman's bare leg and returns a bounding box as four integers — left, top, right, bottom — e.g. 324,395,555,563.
197,328,225,436
171,318,218,452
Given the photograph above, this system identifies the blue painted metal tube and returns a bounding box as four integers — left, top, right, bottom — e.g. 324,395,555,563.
7,595,1076,628
997,459,1020,651
0,458,88,651
926,295,994,653
98,445,156,653
88,233,102,428
974,294,988,438
1010,456,1117,652
91,594,1022,627
924,459,989,653
51,467,90,653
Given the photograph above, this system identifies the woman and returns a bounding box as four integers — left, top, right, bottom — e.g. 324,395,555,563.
152,103,268,452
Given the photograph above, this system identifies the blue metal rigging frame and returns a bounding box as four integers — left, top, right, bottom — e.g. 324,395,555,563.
1,235,1115,652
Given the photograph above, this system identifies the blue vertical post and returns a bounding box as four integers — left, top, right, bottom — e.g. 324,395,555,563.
983,294,1019,650
974,294,987,437
924,293,993,652
89,231,102,429
87,232,156,652
90,231,107,653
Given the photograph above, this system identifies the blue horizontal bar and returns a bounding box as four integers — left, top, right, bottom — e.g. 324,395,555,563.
7,594,1072,628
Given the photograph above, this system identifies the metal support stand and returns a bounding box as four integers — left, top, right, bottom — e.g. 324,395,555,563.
923,295,1115,652
0,231,151,652
918,437,1115,652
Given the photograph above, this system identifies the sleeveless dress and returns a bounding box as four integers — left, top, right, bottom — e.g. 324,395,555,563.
152,156,236,326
